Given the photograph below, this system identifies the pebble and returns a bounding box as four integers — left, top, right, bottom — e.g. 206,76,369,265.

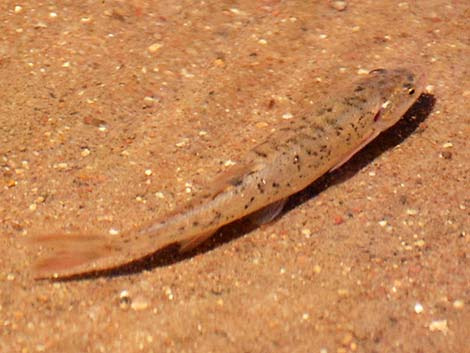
378,220,388,227
414,239,426,248
143,96,157,106
163,287,174,300
333,215,344,225
406,208,418,216
131,297,150,311
425,84,434,93
14,5,23,13
119,290,131,309
109,228,120,235
414,302,424,314
429,319,448,335
148,43,163,53
282,112,293,120
330,1,348,11
213,58,225,67
452,299,464,309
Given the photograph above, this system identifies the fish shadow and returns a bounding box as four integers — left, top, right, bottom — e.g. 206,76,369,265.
54,93,435,281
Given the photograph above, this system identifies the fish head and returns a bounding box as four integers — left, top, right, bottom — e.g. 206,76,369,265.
368,66,427,132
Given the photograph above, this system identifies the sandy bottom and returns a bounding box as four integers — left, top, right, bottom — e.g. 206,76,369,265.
1,1,468,352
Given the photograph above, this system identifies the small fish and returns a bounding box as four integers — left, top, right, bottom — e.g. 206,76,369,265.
30,66,426,278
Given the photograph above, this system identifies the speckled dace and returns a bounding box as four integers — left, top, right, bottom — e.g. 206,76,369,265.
31,67,426,278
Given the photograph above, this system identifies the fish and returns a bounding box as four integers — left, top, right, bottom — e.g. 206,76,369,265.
30,66,426,278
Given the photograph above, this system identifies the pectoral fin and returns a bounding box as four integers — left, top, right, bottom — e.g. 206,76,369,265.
248,198,287,226
178,229,218,253
330,130,380,172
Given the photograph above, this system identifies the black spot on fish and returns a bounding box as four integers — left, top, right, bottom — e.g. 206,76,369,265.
326,117,337,126
254,150,268,158
229,176,243,187
354,85,365,92
312,123,324,133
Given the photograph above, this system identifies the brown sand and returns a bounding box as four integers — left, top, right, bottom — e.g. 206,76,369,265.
1,1,468,352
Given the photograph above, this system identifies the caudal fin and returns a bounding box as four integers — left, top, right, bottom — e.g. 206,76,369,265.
28,233,116,279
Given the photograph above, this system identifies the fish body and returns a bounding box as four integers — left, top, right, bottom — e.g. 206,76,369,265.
32,67,426,278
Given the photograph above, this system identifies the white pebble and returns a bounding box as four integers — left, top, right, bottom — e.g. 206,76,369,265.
131,297,149,311
414,302,424,314
330,1,348,11
148,43,162,53
224,160,236,167
429,319,448,335
406,209,418,216
109,228,120,235
282,112,293,120
425,84,434,93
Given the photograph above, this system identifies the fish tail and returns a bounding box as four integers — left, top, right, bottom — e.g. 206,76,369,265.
28,233,118,278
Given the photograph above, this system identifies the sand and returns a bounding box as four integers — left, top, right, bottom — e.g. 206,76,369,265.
0,1,468,352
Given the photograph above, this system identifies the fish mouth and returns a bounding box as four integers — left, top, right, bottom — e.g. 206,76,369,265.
408,65,427,96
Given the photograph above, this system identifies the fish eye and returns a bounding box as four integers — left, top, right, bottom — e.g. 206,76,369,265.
408,88,415,95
